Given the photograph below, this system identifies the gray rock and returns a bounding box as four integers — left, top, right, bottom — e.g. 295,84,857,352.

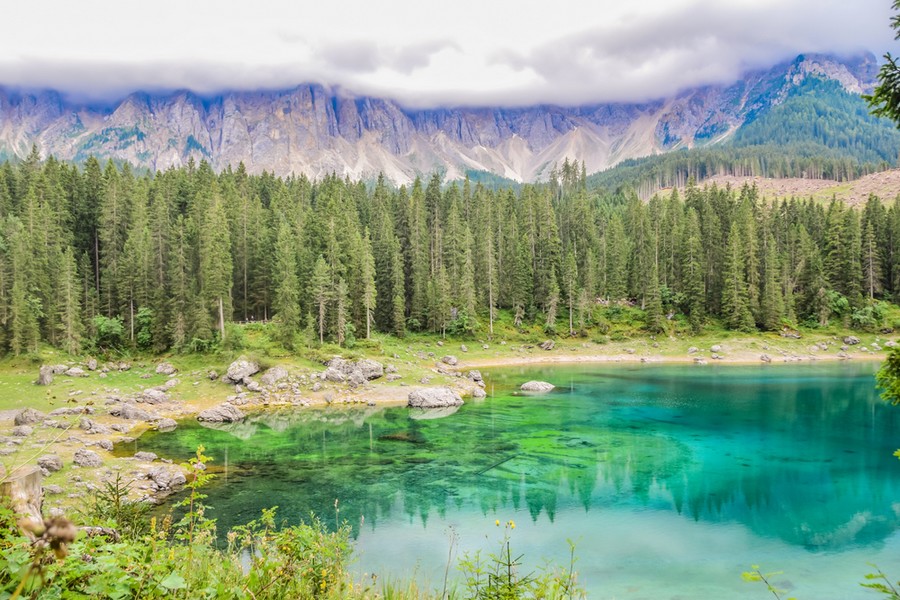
460,344,469,353
260,366,289,386
441,355,458,366
65,367,86,378
471,387,487,399
147,466,186,491
245,379,262,393
94,439,113,451
323,367,346,383
79,418,111,435
86,358,98,371
386,374,402,382
43,484,63,495
140,389,168,404
694,358,708,365
844,336,860,345
197,403,245,423
886,340,898,348
109,404,154,421
73,449,103,468
134,451,157,462
467,370,484,383
37,455,63,472
14,408,45,426
158,378,179,391
520,381,555,392
12,425,33,437
710,344,722,353
155,362,177,375
356,359,384,380
208,370,219,381
348,369,367,388
539,340,555,351
154,418,178,431
49,407,95,416
761,354,772,363
223,358,260,385
50,364,69,375
407,388,464,408
37,365,54,385
687,347,699,354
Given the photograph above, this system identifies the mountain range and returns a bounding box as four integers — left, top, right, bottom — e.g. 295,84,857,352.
0,52,889,184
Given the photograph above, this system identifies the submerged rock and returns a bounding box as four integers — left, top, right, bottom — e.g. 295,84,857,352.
520,381,555,393
409,406,461,420
407,388,464,408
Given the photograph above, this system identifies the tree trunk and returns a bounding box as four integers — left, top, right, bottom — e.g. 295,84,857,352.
218,297,225,339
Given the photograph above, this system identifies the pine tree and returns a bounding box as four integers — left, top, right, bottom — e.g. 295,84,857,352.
272,220,301,349
681,210,705,333
360,229,377,339
199,188,233,340
56,247,82,354
311,256,330,344
563,249,578,335
759,231,785,331
721,223,755,331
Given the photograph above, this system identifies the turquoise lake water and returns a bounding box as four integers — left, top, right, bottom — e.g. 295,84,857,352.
127,362,900,599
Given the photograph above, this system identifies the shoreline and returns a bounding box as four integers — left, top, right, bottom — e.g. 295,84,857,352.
2,338,891,511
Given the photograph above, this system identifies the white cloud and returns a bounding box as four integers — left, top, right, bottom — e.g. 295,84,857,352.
0,0,895,106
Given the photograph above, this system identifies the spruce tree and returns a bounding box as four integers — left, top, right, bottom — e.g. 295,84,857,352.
721,223,755,331
272,220,301,349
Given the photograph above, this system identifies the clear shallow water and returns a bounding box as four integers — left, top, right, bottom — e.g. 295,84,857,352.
125,362,900,599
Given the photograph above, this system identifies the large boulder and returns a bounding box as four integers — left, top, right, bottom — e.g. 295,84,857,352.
520,381,555,393
109,403,154,421
37,455,63,473
844,336,861,345
154,418,178,431
147,466,186,491
65,367,87,378
139,389,168,404
223,358,260,385
356,359,384,380
37,365,54,386
134,451,157,462
73,449,103,468
539,340,555,351
260,366,289,386
197,403,245,423
14,408,45,426
155,362,177,376
441,355,458,366
407,388,464,408
323,358,384,383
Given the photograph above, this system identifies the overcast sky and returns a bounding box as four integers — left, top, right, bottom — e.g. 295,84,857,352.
1,0,897,107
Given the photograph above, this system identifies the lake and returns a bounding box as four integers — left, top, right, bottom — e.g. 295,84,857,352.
125,362,900,599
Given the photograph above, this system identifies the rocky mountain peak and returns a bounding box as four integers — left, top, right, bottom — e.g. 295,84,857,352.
0,52,881,183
